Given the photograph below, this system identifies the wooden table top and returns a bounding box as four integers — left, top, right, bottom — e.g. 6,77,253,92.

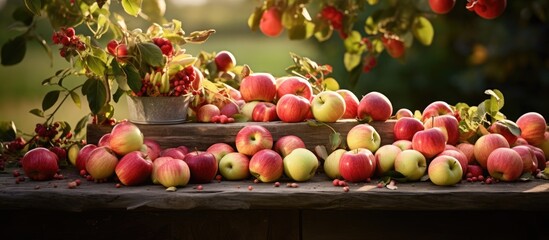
1,167,548,212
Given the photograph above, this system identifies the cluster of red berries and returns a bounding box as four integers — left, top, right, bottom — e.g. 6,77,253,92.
211,114,235,124
152,37,174,57
169,66,198,96
35,122,60,139
320,6,346,38
52,27,86,58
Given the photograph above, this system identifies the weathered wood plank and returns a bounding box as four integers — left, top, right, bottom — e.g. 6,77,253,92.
2,167,549,212
86,120,396,151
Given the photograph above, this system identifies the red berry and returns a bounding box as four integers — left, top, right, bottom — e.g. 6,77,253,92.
343,186,350,192
332,179,340,186
248,185,253,191
467,0,506,19
382,36,405,59
107,40,119,55
274,182,281,187
12,169,20,177
196,185,203,191
65,27,75,37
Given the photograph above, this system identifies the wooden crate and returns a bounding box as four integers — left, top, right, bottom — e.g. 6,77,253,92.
86,120,395,151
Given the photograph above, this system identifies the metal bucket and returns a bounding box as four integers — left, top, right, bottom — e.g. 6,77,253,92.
126,95,192,124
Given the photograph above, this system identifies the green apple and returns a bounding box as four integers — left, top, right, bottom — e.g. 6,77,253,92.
346,123,381,152
374,144,402,176
219,152,250,181
311,90,346,123
428,155,463,186
283,148,319,181
394,149,427,181
241,101,260,120
323,149,346,179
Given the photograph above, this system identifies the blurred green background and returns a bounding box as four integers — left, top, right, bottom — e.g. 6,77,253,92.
0,0,548,136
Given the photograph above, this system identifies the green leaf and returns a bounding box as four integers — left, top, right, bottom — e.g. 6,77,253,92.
498,119,521,136
1,35,27,66
314,19,333,42
123,65,142,94
0,121,17,142
113,88,125,103
74,115,90,137
248,7,264,31
364,16,377,35
141,0,166,24
24,0,42,16
485,89,504,111
136,42,164,67
82,78,107,115
121,0,143,17
344,52,361,72
70,91,81,109
13,6,35,26
42,90,60,111
412,16,434,46
329,132,342,151
85,55,107,76
343,31,365,54
111,61,130,91
306,119,323,127
288,22,315,40
29,108,44,117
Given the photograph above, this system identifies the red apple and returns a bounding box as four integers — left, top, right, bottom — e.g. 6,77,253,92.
311,90,346,123
411,128,447,159
218,152,250,180
429,0,456,14
21,147,59,181
206,142,235,164
393,117,424,141
97,133,111,147
109,121,144,156
456,142,475,165
252,102,279,122
161,147,187,160
423,115,460,145
512,145,538,174
220,101,241,118
240,72,277,102
488,121,519,146
215,50,236,72
421,101,453,122
276,76,313,101
339,148,376,182
487,148,523,182
395,108,414,119
357,91,393,122
259,7,284,37
151,156,176,184
183,151,218,183
143,139,162,161
467,164,484,178
235,125,274,156
86,146,119,181
437,149,468,176
197,104,221,123
249,149,284,182
516,112,546,146
473,133,510,169
76,144,98,171
115,151,153,186
155,158,191,188
276,94,311,123
529,145,546,170
336,89,359,119
274,135,306,158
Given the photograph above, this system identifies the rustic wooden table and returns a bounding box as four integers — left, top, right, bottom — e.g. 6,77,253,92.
1,166,548,240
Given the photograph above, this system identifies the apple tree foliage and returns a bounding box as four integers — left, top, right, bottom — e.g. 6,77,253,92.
0,0,215,166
